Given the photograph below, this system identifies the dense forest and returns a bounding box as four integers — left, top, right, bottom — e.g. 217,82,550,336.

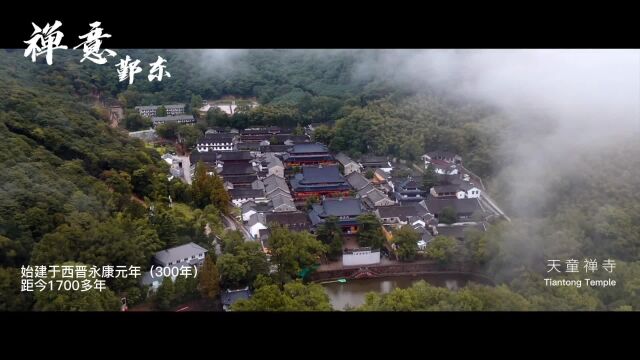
0,49,638,311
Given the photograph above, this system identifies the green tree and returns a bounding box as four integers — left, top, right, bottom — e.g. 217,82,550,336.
231,280,332,311
237,241,269,285
156,105,167,117
191,161,216,209
218,253,248,288
151,209,179,248
206,108,229,127
102,170,133,195
466,229,491,265
155,277,176,310
358,281,530,311
210,171,231,214
169,178,192,203
312,124,334,144
422,164,438,190
268,225,326,285
190,94,203,115
131,166,158,199
216,233,268,289
304,195,320,210
394,225,419,261
190,162,230,213
293,122,304,136
123,286,143,307
356,214,385,249
31,213,163,279
33,262,120,311
199,255,220,300
316,216,343,260
0,267,34,311
425,236,457,264
439,206,458,225
220,230,245,254
174,274,198,304
364,168,374,179
124,112,152,131
156,122,178,139
253,274,275,289
177,125,202,150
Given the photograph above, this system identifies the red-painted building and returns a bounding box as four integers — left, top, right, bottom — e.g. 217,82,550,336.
283,143,336,168
290,166,351,200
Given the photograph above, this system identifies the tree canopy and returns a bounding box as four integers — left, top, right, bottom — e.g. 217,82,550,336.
231,280,331,311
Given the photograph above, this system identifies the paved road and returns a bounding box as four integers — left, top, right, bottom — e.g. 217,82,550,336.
222,214,253,241
222,214,237,231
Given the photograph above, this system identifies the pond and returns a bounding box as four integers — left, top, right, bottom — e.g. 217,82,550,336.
322,273,492,310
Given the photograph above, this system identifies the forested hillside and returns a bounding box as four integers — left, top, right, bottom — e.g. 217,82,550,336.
0,50,223,310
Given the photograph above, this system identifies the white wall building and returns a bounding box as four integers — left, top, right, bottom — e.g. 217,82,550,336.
431,184,481,199
136,104,185,118
196,133,235,152
335,152,362,175
342,248,381,266
248,213,268,239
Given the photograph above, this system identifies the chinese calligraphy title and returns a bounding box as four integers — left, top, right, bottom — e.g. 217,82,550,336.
547,258,616,273
24,20,170,84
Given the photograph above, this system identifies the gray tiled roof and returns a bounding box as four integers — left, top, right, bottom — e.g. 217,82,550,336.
271,193,295,210
290,143,328,154
359,154,389,166
425,196,482,215
153,242,207,266
363,189,389,204
242,200,273,214
335,152,356,166
220,163,256,175
190,151,218,164
317,197,363,217
151,115,195,123
266,188,292,201
433,184,463,193
426,150,460,160
376,205,428,221
435,223,486,240
251,179,265,190
248,212,267,227
198,133,235,144
237,142,260,151
265,153,283,169
374,168,391,180
136,104,185,111
261,145,289,153
265,211,310,228
263,174,290,195
346,172,370,191
229,188,265,200
218,151,253,161
221,288,252,309
357,183,377,196
298,166,344,184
